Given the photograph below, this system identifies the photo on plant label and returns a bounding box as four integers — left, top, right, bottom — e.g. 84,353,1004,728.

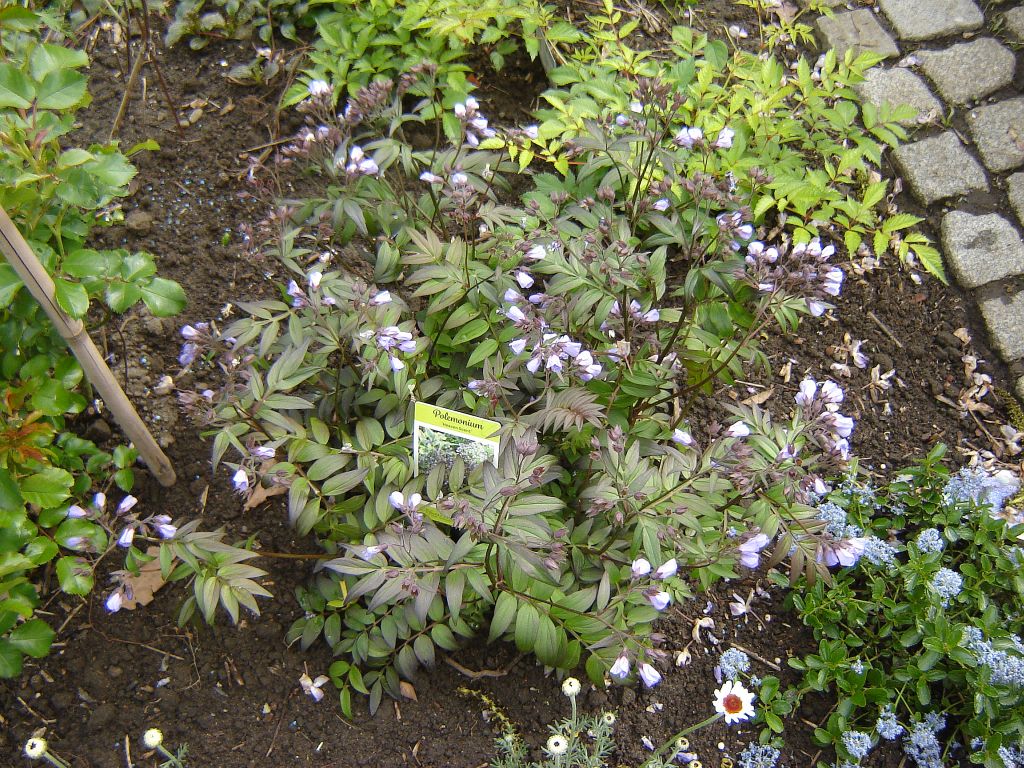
413,422,497,475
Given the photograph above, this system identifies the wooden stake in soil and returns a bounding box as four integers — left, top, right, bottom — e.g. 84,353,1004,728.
0,206,176,487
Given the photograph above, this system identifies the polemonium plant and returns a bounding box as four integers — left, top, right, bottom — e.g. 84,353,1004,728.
179,67,857,714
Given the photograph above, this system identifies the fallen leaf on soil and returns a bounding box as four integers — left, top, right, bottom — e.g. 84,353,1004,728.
740,386,774,406
954,327,972,345
121,547,166,610
769,1,798,23
244,482,288,510
400,681,418,701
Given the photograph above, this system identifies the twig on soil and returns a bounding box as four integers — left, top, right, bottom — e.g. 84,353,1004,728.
265,690,296,759
124,733,134,768
728,643,781,671
867,310,904,349
94,629,186,661
56,602,85,636
110,43,146,140
969,409,1000,448
242,138,292,154
17,695,56,725
443,653,524,679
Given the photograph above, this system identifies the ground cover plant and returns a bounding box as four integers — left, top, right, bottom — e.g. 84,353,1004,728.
784,451,1024,768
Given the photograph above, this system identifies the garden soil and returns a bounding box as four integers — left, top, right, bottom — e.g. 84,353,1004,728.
0,8,1017,767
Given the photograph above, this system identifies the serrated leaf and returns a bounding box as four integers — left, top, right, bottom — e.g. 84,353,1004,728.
141,277,187,316
8,618,53,658
0,640,22,677
0,63,33,109
35,69,87,110
53,278,89,318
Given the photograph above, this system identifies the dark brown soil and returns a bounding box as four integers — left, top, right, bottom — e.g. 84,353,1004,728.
0,5,1017,768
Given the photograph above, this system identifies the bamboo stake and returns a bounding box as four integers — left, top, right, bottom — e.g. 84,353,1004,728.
0,206,176,487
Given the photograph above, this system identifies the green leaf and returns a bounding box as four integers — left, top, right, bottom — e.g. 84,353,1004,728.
451,318,489,345
467,338,498,367
30,43,89,79
0,264,22,306
0,468,24,512
488,591,516,642
63,248,116,278
141,277,187,316
0,63,33,109
23,537,57,565
19,467,73,508
8,618,53,658
35,69,88,110
56,556,93,595
0,5,38,31
84,151,136,190
105,282,143,313
321,467,369,496
514,602,539,652
0,639,22,677
53,278,89,318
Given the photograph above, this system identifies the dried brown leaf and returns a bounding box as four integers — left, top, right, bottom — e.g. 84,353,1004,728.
769,1,798,23
244,482,288,510
399,681,418,701
740,386,774,406
121,547,166,610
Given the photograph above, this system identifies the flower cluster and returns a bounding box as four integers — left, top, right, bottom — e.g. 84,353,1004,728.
672,124,735,150
841,730,873,762
902,713,945,768
360,324,418,372
963,627,1024,688
743,237,844,316
504,293,604,381
630,556,677,612
930,567,962,607
453,96,496,147
810,498,868,568
860,535,898,569
718,647,751,680
178,321,210,366
794,378,854,460
737,532,770,568
737,742,781,768
914,527,944,554
67,493,174,554
341,145,379,177
943,466,1020,518
875,705,904,740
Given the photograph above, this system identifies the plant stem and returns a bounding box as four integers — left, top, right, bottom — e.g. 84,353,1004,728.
649,712,723,761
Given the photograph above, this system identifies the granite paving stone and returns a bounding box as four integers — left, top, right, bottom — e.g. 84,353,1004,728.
978,289,1024,361
1005,7,1024,43
878,0,983,40
1017,376,1024,405
941,212,1024,289
1009,173,1024,228
967,98,1024,173
853,68,941,125
892,132,988,205
815,9,900,59
917,39,1015,105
